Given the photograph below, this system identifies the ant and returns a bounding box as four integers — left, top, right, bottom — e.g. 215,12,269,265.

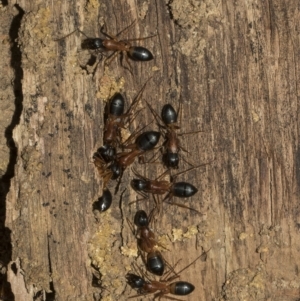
93,130,160,189
147,102,204,169
126,252,207,300
130,165,209,213
55,21,154,72
116,130,161,169
103,79,150,148
129,210,168,276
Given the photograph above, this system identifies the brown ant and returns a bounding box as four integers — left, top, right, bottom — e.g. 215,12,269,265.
103,78,150,148
128,210,171,276
93,130,161,190
116,130,161,169
55,21,155,72
147,102,204,169
130,164,211,213
126,252,208,300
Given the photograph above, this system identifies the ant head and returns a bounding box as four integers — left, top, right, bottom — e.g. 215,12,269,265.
134,210,149,227
131,179,147,191
109,93,125,116
126,273,145,289
161,104,177,125
96,145,116,163
163,152,179,169
136,131,161,151
81,38,104,50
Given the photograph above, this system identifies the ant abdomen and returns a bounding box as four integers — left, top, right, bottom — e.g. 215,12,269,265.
147,251,164,276
109,93,125,116
161,104,178,125
136,131,161,151
128,46,154,61
93,189,112,212
169,281,195,295
172,182,198,198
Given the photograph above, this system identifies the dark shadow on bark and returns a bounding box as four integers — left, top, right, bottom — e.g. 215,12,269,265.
0,4,25,300
1,0,8,6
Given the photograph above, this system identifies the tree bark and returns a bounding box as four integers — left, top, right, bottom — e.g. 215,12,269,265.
3,0,300,300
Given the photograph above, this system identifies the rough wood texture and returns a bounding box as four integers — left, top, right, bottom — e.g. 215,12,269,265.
3,0,300,300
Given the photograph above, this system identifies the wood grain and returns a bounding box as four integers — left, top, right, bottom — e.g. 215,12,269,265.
3,0,300,300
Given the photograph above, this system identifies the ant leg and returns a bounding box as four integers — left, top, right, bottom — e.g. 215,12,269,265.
123,52,134,75
170,162,214,181
128,191,149,206
99,22,117,40
155,169,171,181
147,102,166,129
115,19,138,38
164,197,201,214
139,251,150,273
177,100,183,126
127,292,153,299
100,20,138,40
152,195,163,216
125,34,157,42
91,54,104,79
178,129,206,136
126,108,144,129
144,150,163,164
131,168,150,181
180,153,197,168
161,295,184,301
53,28,78,41
160,258,182,282
168,252,209,280
77,29,91,39
122,121,153,148
103,172,113,189
154,292,183,301
126,217,136,236
104,51,119,67
138,155,146,164
126,77,152,116
132,261,152,282
113,170,124,194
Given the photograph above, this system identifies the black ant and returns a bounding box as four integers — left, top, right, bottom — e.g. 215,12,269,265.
126,252,207,300
129,210,169,276
147,102,204,169
55,21,154,72
103,79,150,148
130,165,210,213
93,130,161,189
116,130,161,169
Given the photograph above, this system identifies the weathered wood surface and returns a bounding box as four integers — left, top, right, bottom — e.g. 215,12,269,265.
2,0,300,300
